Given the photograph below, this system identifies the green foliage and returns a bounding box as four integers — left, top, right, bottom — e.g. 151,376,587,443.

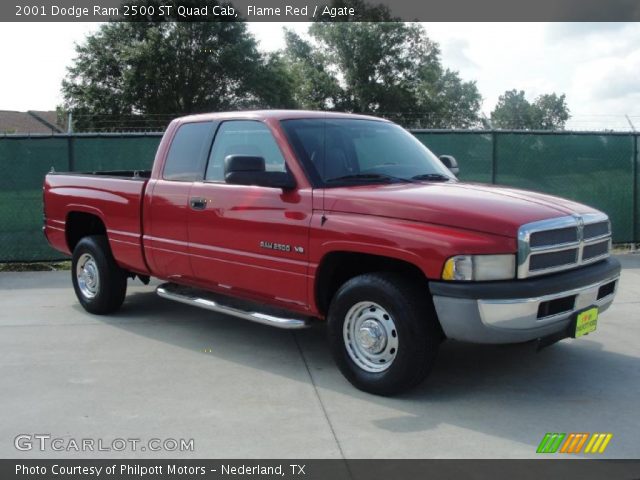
62,0,482,130
282,19,482,128
281,29,343,110
55,106,68,132
532,93,571,130
491,89,570,130
62,2,296,130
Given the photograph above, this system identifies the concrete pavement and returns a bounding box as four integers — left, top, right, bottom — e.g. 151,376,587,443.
1,255,639,459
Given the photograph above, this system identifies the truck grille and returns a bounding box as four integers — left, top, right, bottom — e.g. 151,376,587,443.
517,213,611,278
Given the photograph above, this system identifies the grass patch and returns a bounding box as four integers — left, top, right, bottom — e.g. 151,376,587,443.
0,261,71,272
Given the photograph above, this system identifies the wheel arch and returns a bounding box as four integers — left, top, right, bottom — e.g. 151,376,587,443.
65,210,107,253
314,250,430,317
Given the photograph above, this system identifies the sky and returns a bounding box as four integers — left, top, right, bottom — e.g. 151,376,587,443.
1,22,639,130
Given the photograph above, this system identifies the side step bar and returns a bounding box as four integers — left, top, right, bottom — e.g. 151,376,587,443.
156,283,311,330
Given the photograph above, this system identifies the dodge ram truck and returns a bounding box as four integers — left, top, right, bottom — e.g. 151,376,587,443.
43,111,621,395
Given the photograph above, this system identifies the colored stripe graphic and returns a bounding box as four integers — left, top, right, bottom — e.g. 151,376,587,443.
560,433,589,453
584,433,613,454
537,433,552,453
538,433,613,454
573,433,589,453
537,433,566,453
560,434,575,453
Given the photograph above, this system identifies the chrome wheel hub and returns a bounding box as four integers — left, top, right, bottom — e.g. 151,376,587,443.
343,302,398,372
76,253,99,299
357,319,387,354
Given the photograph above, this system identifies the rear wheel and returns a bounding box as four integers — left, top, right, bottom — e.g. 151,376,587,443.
327,273,440,395
71,235,127,314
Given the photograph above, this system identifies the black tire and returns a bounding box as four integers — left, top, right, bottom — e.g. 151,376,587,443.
71,235,127,314
327,273,440,396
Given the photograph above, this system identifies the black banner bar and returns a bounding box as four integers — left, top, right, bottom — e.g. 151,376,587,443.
3,460,640,480
3,0,640,22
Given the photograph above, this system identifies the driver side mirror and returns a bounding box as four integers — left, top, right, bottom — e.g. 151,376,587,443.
224,155,296,190
439,155,459,176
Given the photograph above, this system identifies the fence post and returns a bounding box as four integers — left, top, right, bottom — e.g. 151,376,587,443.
491,130,497,184
67,135,75,171
634,133,639,243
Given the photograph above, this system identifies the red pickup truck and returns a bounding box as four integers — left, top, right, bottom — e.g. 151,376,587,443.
44,110,620,395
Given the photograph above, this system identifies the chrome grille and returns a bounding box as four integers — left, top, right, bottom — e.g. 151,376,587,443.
584,222,610,239
529,248,578,271
517,213,611,278
583,240,610,260
529,227,578,247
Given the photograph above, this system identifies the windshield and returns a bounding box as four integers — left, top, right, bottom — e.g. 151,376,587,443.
280,118,455,187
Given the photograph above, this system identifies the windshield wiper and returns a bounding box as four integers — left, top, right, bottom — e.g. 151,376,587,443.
326,173,413,184
411,173,452,182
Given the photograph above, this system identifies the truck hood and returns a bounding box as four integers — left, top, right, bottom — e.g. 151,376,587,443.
322,182,599,238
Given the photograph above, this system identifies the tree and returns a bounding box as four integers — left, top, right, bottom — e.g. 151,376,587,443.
531,93,570,130
490,90,532,129
282,14,482,128
281,29,343,110
62,2,296,130
491,89,570,130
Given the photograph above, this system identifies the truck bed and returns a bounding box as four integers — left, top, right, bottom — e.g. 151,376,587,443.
43,171,150,274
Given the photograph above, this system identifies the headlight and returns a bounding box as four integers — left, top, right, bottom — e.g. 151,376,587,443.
441,254,516,281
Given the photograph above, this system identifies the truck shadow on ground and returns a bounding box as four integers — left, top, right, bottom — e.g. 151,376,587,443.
85,285,639,456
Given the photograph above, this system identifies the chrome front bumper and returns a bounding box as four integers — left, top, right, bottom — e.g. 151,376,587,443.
430,258,621,344
477,276,618,331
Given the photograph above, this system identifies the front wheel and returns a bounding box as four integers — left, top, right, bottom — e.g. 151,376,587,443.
327,273,440,395
71,235,127,314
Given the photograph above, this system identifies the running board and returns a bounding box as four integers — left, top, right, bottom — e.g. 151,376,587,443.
156,283,311,330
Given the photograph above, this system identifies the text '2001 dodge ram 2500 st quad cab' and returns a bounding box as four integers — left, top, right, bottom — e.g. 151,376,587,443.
44,111,621,395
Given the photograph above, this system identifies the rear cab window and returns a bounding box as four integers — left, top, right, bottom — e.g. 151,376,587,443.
163,122,215,181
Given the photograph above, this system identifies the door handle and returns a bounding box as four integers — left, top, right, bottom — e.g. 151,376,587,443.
190,197,207,210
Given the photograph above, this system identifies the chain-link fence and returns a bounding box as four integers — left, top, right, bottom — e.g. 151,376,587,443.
0,130,638,262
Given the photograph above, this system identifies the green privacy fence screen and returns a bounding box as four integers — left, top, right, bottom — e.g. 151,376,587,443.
0,134,162,262
0,130,638,262
414,131,638,246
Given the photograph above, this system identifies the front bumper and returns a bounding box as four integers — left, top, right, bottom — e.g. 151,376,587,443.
429,257,621,344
